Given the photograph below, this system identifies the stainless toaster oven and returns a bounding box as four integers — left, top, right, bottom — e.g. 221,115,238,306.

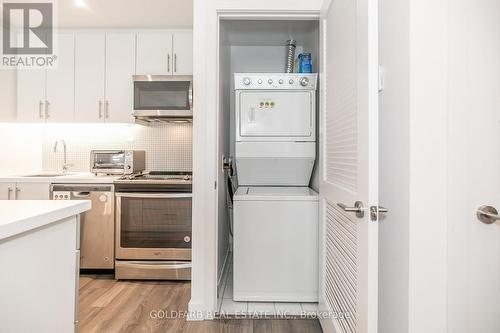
91,150,146,175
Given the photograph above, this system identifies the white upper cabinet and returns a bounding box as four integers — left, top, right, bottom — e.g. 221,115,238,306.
172,33,193,75
74,33,106,122
45,33,75,122
105,32,136,123
17,68,46,122
136,32,173,75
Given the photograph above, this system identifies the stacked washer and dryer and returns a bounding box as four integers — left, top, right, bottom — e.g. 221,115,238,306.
232,73,319,302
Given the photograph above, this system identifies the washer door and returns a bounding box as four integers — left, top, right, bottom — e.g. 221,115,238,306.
237,90,315,140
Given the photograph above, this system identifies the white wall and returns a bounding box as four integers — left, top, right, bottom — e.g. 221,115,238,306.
408,1,448,332
191,0,323,318
378,0,410,331
0,124,43,175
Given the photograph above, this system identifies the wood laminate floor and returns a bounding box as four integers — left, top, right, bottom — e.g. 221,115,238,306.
79,275,323,333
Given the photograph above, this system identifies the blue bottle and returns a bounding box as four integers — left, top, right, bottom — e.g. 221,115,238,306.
298,53,313,73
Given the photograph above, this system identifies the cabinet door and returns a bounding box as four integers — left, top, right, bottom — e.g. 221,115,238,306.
17,68,46,122
172,33,193,75
15,182,50,200
105,32,135,123
136,32,172,75
75,33,106,122
0,183,16,200
46,33,75,122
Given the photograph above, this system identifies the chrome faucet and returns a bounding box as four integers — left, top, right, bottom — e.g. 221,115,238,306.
53,139,70,173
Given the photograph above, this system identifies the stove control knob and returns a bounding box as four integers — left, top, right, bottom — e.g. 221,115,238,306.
300,77,309,87
127,165,131,169
289,79,294,84
278,79,283,84
268,79,273,84
257,79,263,84
243,77,251,86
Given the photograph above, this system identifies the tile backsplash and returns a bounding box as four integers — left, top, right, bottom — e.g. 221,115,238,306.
42,123,192,172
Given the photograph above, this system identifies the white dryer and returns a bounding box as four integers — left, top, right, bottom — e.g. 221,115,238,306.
234,73,318,186
233,187,319,302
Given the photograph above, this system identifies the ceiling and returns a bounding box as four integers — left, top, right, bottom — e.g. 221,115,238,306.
56,0,192,28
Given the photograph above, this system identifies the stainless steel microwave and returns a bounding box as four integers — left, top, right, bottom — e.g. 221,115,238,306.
132,75,193,124
90,150,146,175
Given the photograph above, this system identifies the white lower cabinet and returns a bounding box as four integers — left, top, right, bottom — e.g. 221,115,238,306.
0,182,50,200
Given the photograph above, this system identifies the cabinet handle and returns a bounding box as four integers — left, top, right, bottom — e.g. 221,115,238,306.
98,100,103,118
45,100,49,118
7,187,13,200
174,54,177,73
105,101,109,119
15,187,20,200
167,54,171,73
39,100,44,119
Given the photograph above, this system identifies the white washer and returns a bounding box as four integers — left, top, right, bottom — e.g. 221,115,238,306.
233,186,319,302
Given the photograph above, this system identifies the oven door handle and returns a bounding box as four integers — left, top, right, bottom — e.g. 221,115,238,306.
115,192,192,198
120,261,192,270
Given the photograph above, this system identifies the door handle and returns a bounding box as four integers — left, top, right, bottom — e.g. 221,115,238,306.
370,205,389,221
98,100,103,118
477,205,500,224
105,101,109,119
337,201,364,218
45,100,49,118
15,187,20,200
39,100,44,119
174,53,177,72
167,54,171,72
7,187,13,200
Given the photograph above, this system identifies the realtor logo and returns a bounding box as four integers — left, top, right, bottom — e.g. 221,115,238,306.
1,1,55,67
2,2,53,54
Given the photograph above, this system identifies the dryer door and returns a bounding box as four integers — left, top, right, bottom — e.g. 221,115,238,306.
236,90,315,141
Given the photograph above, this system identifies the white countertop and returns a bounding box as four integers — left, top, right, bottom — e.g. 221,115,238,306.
0,172,120,184
0,200,91,240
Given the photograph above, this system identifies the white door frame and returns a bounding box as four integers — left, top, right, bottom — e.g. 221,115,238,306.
189,8,320,319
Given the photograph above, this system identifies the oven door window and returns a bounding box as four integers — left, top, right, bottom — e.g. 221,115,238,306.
134,81,191,110
120,196,192,248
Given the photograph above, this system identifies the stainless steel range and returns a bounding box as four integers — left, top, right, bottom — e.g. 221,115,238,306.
114,171,192,280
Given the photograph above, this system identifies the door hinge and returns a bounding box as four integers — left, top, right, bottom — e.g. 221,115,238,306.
214,181,217,190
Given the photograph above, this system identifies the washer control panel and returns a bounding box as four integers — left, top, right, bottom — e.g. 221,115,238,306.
235,73,318,90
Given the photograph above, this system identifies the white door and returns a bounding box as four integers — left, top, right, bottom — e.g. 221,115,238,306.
17,68,46,122
236,91,315,140
105,32,136,123
172,33,193,75
136,32,173,75
447,0,500,332
74,33,106,122
45,33,75,122
319,0,379,332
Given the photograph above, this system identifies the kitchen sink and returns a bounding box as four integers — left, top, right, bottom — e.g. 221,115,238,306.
22,172,74,177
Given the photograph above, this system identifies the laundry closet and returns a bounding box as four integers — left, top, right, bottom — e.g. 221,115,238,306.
217,18,321,313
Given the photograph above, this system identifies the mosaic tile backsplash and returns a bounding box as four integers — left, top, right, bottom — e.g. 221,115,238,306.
42,123,192,172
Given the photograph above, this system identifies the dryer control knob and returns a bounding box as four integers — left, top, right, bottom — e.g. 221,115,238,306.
258,79,263,84
268,79,273,84
300,77,309,87
289,79,294,84
243,77,251,85
279,79,284,84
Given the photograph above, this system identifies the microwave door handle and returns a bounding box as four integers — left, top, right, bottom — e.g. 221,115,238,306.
188,80,193,110
248,106,256,123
